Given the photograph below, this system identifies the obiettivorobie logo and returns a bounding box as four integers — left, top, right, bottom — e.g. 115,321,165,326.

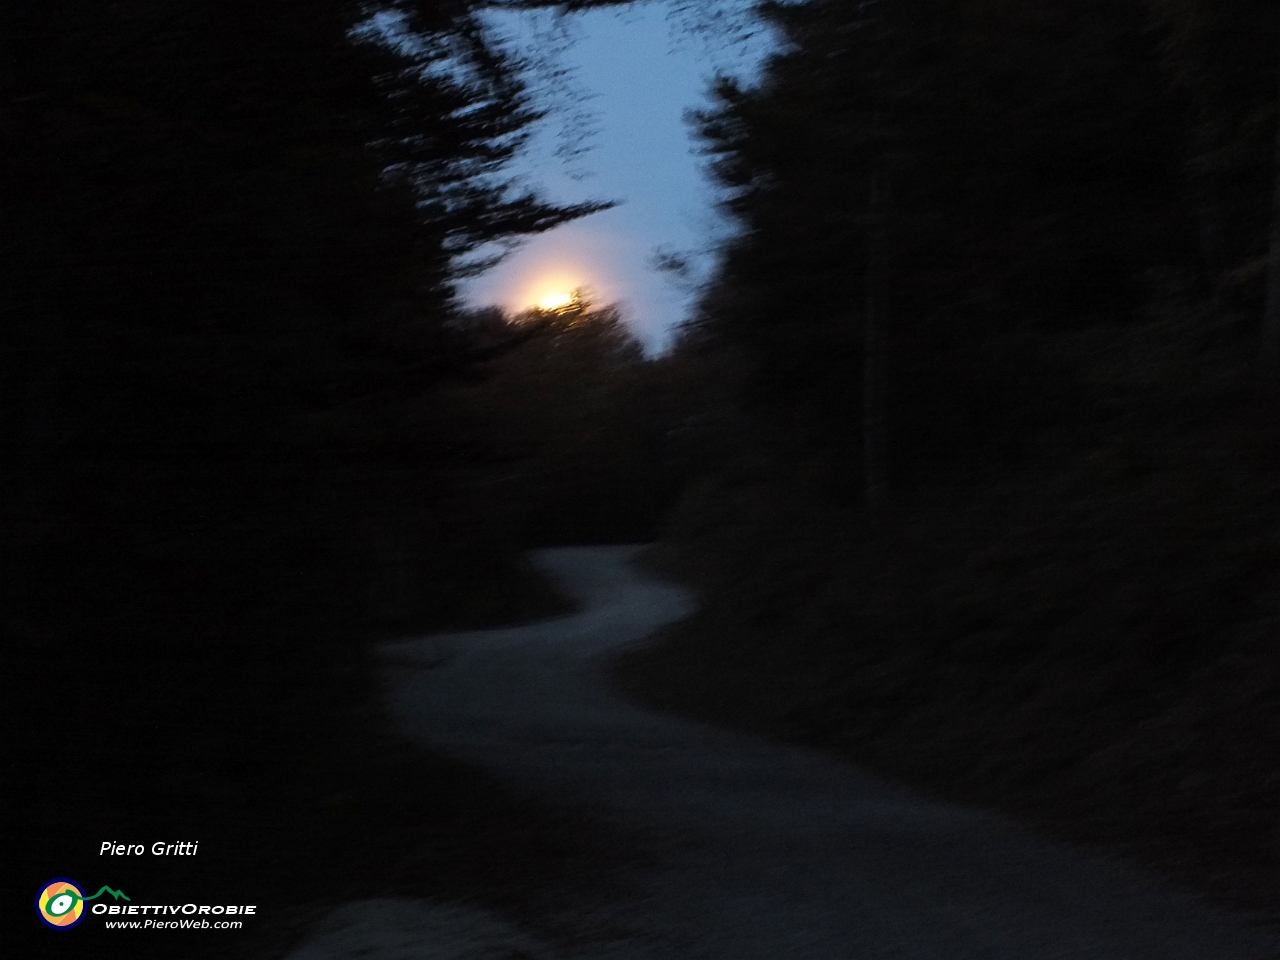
36,879,130,929
35,877,257,931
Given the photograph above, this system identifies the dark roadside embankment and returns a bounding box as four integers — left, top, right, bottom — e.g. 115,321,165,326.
4,451,617,960
613,399,1280,925
614,0,1280,929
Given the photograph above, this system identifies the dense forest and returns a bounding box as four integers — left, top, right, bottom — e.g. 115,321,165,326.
619,0,1280,919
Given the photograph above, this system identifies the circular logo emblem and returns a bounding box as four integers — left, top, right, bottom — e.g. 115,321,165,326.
36,879,86,929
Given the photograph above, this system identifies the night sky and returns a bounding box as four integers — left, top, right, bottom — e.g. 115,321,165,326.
460,2,774,351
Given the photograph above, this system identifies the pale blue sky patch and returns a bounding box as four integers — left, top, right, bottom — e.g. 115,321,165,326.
461,1,776,352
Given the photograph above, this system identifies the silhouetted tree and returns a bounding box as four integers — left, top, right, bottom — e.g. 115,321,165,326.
687,0,1219,498
1,0,607,459
442,297,673,543
1147,0,1280,374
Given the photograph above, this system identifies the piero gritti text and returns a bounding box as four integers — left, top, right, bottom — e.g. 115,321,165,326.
100,841,199,856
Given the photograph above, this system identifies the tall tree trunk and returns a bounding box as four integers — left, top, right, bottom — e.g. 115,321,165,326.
863,169,889,525
1261,60,1280,379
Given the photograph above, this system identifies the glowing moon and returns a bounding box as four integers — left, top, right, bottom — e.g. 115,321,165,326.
537,291,574,311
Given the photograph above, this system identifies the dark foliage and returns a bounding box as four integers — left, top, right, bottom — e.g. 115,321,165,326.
690,0,1238,475
439,297,680,546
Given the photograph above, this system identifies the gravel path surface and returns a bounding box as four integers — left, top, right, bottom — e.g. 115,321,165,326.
287,545,1277,959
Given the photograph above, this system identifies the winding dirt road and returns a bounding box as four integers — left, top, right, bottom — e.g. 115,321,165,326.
287,545,1277,959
